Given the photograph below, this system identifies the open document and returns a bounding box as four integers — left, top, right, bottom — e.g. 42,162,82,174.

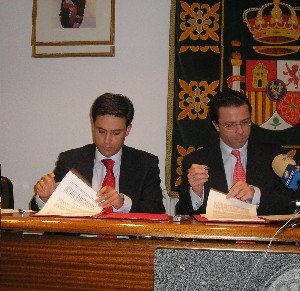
202,189,265,222
35,170,102,217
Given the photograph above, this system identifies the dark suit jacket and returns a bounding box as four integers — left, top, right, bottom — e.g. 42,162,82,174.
31,144,165,214
176,140,294,215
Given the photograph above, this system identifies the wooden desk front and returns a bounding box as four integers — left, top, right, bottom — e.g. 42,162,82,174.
1,213,299,290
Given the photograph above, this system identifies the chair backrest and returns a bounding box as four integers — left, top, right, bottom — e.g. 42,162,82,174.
1,176,14,209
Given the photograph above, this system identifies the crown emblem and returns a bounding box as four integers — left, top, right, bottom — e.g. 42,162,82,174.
243,0,300,55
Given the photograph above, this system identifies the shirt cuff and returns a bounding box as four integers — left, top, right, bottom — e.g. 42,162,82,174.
190,187,205,210
251,186,261,206
35,195,45,210
113,193,132,213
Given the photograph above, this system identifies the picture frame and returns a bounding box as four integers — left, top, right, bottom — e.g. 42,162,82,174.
32,44,115,58
32,0,115,57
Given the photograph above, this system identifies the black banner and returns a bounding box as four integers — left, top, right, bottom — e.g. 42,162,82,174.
166,0,300,197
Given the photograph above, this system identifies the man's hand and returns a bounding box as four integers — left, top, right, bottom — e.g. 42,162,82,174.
227,181,254,202
95,186,124,209
34,173,59,202
188,164,209,196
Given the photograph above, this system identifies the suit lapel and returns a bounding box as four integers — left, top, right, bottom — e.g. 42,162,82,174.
209,144,228,192
246,142,261,185
119,146,136,194
76,144,96,184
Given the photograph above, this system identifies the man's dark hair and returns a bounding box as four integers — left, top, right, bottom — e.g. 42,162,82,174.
208,88,252,124
91,93,134,127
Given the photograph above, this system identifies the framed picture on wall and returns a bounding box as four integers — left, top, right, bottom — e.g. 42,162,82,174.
31,0,115,57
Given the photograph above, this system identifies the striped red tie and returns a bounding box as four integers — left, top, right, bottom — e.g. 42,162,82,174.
101,159,115,213
231,150,246,185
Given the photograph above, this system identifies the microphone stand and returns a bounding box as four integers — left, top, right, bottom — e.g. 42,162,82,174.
285,199,300,230
291,182,300,227
287,200,300,229
293,201,300,227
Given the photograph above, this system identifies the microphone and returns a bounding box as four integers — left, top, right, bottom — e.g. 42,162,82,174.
272,150,300,190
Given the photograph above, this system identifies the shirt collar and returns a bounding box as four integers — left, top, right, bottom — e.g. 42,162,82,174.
95,147,122,166
220,139,248,158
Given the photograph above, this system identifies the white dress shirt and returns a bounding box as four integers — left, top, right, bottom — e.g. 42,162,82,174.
92,148,132,212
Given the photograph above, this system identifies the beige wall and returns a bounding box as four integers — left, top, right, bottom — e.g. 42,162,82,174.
0,0,171,210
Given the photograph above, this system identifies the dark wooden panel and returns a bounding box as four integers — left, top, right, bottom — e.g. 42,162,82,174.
1,233,155,290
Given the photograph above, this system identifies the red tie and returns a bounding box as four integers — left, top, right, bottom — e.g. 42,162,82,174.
231,150,246,185
101,159,115,213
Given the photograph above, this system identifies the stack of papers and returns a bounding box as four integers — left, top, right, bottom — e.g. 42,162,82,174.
194,189,299,223
35,171,102,217
199,189,264,223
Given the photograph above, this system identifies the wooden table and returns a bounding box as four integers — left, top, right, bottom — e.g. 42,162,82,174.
1,213,299,290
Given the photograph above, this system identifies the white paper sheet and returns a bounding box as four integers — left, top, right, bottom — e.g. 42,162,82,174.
204,189,264,222
36,171,102,216
259,214,300,221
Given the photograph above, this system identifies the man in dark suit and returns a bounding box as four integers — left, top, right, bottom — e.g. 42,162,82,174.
31,93,165,214
176,89,294,216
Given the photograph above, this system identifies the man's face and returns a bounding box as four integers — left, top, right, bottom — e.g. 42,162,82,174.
212,104,251,149
93,115,131,157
